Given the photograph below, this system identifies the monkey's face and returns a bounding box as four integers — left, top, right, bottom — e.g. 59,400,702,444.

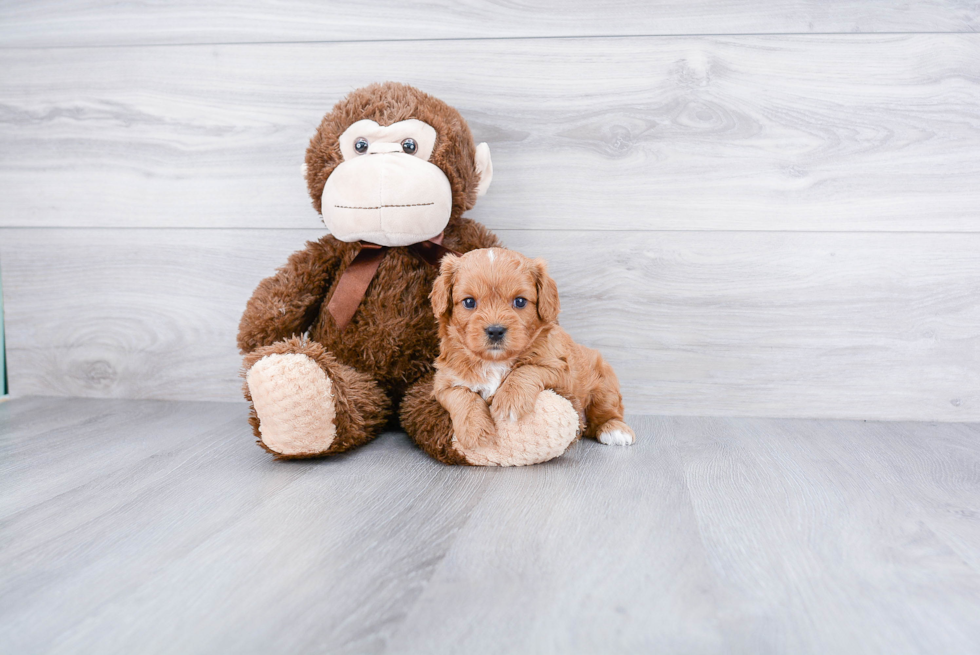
306,84,493,245
320,119,477,247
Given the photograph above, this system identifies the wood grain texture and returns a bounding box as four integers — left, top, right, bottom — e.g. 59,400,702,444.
393,415,980,654
2,1,979,48
2,35,979,231
390,415,725,654
0,398,495,654
2,228,977,421
0,265,5,395
2,399,980,653
669,415,980,654
0,399,237,519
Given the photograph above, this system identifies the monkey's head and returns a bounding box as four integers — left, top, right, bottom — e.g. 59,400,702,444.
305,82,493,247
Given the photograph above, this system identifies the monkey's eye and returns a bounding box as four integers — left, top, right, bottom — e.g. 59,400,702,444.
354,137,369,154
462,297,477,310
513,297,528,309
401,138,417,154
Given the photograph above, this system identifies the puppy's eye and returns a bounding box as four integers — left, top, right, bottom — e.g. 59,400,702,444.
462,297,477,310
401,138,417,154
513,297,528,309
354,137,369,154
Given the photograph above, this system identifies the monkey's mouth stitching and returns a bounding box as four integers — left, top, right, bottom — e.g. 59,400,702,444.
334,203,435,209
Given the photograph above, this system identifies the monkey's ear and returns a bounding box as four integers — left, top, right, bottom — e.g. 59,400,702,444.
475,143,493,197
430,254,461,327
531,258,560,324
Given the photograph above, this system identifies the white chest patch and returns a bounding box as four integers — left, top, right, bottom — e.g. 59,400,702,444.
457,362,511,400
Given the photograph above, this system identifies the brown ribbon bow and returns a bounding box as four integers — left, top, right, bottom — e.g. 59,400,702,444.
326,236,459,331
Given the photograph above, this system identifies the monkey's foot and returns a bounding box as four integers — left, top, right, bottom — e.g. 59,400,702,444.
454,390,579,467
246,353,337,457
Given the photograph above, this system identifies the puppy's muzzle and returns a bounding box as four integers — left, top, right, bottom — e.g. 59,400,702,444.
485,324,507,344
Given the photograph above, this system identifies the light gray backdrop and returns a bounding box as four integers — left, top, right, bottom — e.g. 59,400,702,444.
1,1,978,420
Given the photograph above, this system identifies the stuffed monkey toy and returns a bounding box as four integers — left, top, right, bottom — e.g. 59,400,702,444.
237,82,579,465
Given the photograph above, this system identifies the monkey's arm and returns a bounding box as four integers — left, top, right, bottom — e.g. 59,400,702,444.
237,237,345,354
433,370,497,449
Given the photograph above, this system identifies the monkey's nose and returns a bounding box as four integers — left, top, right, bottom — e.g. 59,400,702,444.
485,325,507,343
367,142,403,154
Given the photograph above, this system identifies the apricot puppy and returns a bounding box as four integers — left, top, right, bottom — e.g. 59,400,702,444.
430,247,635,449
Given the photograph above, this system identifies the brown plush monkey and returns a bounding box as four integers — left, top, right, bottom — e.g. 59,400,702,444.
238,82,578,465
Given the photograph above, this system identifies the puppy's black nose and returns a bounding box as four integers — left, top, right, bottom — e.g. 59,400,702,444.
485,325,507,343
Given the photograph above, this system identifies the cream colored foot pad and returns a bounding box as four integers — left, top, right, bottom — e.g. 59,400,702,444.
246,353,337,456
457,390,579,467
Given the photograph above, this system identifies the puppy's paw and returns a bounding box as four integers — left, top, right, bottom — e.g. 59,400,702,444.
597,421,635,446
491,385,538,424
453,414,498,450
457,390,579,467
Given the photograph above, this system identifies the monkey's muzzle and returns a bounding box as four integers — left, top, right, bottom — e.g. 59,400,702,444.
321,152,453,247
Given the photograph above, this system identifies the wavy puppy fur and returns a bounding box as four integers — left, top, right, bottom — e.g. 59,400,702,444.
431,248,635,449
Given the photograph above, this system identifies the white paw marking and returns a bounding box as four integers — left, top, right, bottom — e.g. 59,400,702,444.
598,429,634,446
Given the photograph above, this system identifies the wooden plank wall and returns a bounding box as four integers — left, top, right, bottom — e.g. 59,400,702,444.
1,2,978,421
0,266,5,396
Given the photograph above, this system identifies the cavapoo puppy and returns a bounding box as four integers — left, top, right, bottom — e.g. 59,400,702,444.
430,247,635,450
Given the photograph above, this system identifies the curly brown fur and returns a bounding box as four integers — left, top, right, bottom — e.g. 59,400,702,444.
399,373,472,466
306,82,483,220
238,82,500,461
237,238,344,354
239,219,499,392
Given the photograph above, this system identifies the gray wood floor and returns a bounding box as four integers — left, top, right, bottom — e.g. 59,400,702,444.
2,397,979,654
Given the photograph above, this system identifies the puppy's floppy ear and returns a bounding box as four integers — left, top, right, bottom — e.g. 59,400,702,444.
530,258,560,324
430,254,461,327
